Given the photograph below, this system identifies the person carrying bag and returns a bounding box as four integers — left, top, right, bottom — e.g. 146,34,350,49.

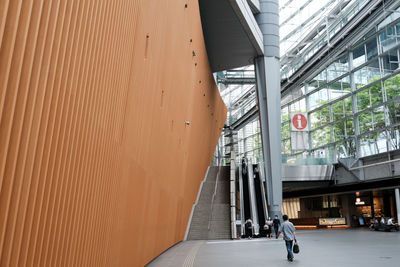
277,215,298,262
293,240,300,254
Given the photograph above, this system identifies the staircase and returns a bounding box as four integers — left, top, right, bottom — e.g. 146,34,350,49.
208,166,231,239
187,166,231,240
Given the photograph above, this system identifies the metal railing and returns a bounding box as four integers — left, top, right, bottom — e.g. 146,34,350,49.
230,151,237,239
208,148,223,230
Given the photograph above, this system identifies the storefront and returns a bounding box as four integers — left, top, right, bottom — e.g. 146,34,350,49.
282,189,399,227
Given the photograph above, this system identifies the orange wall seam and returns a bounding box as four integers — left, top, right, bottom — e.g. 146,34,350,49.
0,0,227,266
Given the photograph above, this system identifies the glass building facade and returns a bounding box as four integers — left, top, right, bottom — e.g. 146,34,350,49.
220,2,400,166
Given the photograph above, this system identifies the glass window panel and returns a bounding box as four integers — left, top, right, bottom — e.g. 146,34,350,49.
373,106,386,130
289,98,306,113
281,106,289,122
331,117,354,141
327,55,349,82
366,37,378,60
356,88,370,111
245,151,254,160
387,101,400,125
353,44,366,68
359,131,388,157
358,106,385,134
320,106,330,125
310,106,330,129
310,112,319,129
247,136,254,151
328,76,351,101
331,97,352,122
379,9,400,30
397,22,400,43
344,96,353,115
379,25,397,52
253,134,261,150
332,101,345,122
253,120,260,134
282,139,291,154
238,128,244,139
336,138,356,158
309,89,329,110
312,126,332,148
346,118,355,136
369,82,384,107
299,98,306,112
356,83,383,111
315,70,327,89
388,127,400,151
238,140,244,154
282,122,290,140
354,60,381,89
253,149,262,163
325,145,337,164
358,111,372,133
381,50,399,76
308,80,319,92
384,73,400,100
282,87,306,105
333,121,346,141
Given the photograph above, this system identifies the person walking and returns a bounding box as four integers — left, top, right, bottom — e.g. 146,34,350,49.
264,217,273,238
272,215,280,239
241,157,247,176
245,218,253,239
277,214,297,262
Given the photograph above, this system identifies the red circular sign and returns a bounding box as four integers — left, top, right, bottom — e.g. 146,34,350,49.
292,113,307,130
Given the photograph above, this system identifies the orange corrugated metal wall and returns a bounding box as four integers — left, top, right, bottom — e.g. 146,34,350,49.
0,0,227,266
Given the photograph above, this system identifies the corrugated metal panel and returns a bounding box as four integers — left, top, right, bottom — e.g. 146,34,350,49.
0,0,227,266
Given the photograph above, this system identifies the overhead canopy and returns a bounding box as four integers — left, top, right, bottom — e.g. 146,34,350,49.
199,0,264,72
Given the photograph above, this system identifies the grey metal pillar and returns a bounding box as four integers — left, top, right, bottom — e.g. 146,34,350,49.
247,163,259,235
395,188,400,222
255,0,282,219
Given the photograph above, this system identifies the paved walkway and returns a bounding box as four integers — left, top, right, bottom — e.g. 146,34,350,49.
147,229,400,267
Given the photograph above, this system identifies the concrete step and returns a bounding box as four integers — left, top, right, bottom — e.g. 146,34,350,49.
187,165,232,241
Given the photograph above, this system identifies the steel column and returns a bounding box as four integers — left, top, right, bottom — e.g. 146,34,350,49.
255,0,282,219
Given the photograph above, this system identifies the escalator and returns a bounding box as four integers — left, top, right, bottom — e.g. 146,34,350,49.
241,168,251,223
238,161,268,237
254,168,266,236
